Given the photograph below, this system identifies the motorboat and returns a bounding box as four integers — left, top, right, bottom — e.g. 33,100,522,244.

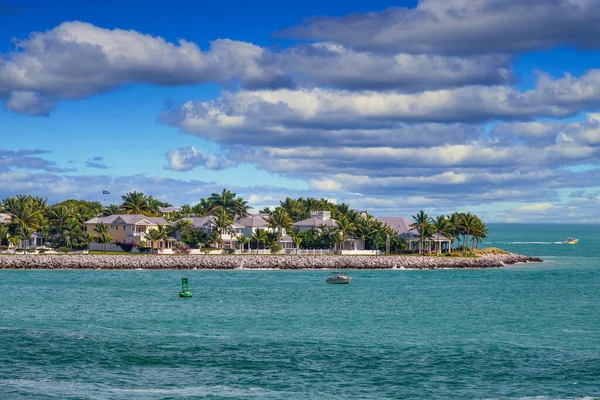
326,274,352,284
563,238,579,245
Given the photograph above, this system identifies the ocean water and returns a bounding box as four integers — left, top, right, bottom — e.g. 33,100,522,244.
1,224,599,399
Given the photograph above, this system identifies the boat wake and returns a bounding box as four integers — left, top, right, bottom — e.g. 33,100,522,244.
493,241,560,245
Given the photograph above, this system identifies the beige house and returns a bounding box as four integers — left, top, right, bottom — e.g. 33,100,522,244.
84,214,171,251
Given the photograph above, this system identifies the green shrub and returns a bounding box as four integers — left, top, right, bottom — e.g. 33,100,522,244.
270,244,282,254
137,246,151,253
58,246,72,254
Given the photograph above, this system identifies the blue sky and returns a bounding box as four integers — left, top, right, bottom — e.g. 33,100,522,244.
2,0,600,222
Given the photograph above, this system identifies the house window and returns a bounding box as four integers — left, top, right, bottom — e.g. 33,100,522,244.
84,226,87,232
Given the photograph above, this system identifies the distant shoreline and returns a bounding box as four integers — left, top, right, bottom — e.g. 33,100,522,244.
0,253,543,270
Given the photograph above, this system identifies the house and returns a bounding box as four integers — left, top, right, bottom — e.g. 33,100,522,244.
294,211,362,251
84,214,171,251
173,216,242,248
0,213,46,249
20,232,45,249
158,206,182,218
236,214,294,249
293,211,337,233
374,217,452,253
0,213,11,224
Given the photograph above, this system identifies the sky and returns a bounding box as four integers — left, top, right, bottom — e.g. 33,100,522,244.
2,0,600,222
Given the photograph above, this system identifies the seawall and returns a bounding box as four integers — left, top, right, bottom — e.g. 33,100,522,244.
0,253,542,270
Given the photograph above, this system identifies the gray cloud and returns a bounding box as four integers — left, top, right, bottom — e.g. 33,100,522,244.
0,148,69,172
165,146,236,171
0,21,515,115
85,156,108,170
276,0,600,55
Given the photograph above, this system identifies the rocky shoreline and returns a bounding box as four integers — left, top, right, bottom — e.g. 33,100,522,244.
0,253,542,270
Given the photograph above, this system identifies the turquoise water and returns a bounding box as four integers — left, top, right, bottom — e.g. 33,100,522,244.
1,224,599,399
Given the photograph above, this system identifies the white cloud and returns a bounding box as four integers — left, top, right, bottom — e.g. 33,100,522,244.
0,21,514,115
277,0,600,55
165,146,236,171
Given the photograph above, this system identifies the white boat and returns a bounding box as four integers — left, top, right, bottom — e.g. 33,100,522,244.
326,274,352,284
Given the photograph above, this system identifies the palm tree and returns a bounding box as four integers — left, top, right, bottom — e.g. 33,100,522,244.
94,222,109,235
0,224,9,248
233,196,251,218
207,188,236,215
93,222,110,253
336,203,351,217
470,216,488,251
237,234,250,253
356,214,375,250
81,233,95,251
411,210,434,255
102,204,121,216
48,206,72,243
146,228,164,254
3,195,44,233
121,191,152,216
460,213,478,255
38,217,50,247
447,213,462,252
208,230,221,248
332,232,344,254
9,236,21,252
267,208,293,242
171,219,192,239
213,208,233,248
292,235,302,254
96,232,114,254
432,215,452,255
335,215,356,251
252,228,269,252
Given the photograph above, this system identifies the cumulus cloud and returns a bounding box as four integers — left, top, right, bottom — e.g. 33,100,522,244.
0,21,516,115
164,71,600,138
165,146,236,171
277,0,600,55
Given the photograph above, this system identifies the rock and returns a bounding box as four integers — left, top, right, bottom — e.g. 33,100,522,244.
0,253,542,270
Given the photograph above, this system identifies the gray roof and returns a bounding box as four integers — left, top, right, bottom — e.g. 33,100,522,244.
375,217,451,241
177,217,215,229
294,216,337,228
85,214,168,225
236,215,269,228
159,206,182,213
374,217,416,235
0,213,11,224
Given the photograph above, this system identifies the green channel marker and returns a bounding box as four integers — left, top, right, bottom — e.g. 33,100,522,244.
179,277,192,298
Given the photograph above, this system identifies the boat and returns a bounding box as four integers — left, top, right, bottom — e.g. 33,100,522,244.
563,238,579,245
326,274,352,284
179,277,192,297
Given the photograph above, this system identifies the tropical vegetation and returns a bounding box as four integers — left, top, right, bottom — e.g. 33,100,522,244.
0,189,488,255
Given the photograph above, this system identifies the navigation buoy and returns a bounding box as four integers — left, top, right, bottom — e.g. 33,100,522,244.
179,277,192,298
